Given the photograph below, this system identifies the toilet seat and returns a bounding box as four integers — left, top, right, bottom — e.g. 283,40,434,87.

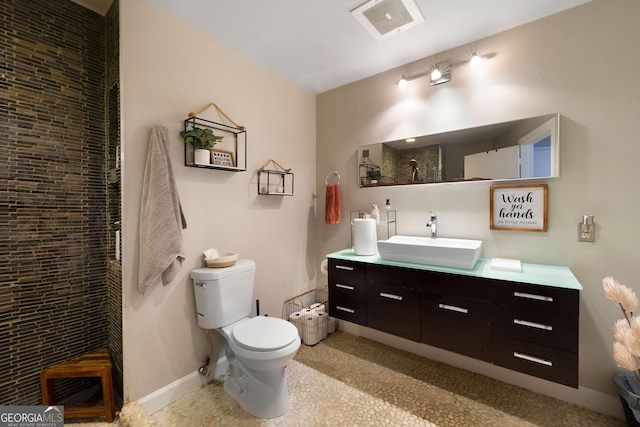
233,317,299,351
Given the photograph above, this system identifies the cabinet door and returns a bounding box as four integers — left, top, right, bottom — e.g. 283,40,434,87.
422,292,492,362
367,281,421,342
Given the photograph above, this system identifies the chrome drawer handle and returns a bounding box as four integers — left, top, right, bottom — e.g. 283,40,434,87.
514,292,553,302
195,282,206,288
336,284,355,290
514,319,553,331
336,265,354,271
380,292,403,301
438,304,469,314
336,306,355,313
513,352,553,367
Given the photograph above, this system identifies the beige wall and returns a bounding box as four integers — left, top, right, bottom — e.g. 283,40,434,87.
317,0,639,412
120,0,316,401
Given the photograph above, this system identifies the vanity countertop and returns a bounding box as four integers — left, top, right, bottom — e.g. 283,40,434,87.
327,249,583,291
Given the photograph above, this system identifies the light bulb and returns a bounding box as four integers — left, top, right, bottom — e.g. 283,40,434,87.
470,53,484,68
430,68,442,81
398,75,408,89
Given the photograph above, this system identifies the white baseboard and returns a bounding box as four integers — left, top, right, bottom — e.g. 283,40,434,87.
137,370,207,415
136,330,625,421
136,356,227,415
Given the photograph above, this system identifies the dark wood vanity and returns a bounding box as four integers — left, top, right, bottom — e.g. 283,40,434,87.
327,252,581,388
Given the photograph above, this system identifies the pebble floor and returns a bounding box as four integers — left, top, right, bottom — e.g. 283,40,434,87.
67,330,625,426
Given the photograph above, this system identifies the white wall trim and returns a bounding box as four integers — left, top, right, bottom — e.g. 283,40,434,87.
136,370,206,415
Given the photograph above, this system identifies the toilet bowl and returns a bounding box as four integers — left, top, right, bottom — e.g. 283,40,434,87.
219,317,300,418
221,317,300,370
191,261,301,418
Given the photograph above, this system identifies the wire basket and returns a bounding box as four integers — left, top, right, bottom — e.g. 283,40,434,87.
282,288,335,346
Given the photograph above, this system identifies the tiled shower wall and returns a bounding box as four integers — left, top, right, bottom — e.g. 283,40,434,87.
105,0,123,401
0,0,119,405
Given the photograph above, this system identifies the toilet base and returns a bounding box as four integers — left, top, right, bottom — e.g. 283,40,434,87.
224,348,291,418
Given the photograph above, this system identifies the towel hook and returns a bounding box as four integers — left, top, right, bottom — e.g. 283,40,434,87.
326,171,340,185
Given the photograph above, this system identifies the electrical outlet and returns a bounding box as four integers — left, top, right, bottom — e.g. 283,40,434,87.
578,223,595,242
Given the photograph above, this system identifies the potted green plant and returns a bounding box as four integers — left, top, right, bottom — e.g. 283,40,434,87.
180,127,224,165
367,169,381,184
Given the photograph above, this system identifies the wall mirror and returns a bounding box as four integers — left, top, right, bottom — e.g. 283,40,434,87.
358,113,559,187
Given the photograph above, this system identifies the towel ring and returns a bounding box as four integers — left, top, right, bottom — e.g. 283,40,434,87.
326,171,340,185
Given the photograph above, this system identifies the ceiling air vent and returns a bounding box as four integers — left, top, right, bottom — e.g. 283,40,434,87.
351,0,424,41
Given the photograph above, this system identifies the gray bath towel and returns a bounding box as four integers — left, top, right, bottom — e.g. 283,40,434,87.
138,126,187,294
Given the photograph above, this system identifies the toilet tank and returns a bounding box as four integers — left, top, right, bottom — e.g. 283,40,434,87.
191,259,256,329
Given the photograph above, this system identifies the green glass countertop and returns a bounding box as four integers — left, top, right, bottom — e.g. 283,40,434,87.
327,249,583,291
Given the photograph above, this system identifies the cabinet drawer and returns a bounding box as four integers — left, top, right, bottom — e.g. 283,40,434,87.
329,259,366,280
493,305,578,352
328,296,367,326
493,281,579,316
422,292,492,362
367,282,421,342
493,334,578,388
367,264,423,288
329,279,366,302
424,272,493,301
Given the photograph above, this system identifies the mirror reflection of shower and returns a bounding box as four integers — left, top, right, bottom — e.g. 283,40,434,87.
409,159,420,182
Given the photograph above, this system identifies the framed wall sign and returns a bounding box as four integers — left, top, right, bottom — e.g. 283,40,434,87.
490,184,548,232
211,149,236,167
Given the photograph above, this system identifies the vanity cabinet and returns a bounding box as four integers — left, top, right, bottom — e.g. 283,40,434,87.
367,265,422,342
327,259,367,325
327,252,581,389
492,280,579,388
422,291,492,362
418,271,492,361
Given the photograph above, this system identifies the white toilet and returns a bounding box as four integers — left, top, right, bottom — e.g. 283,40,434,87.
191,259,301,419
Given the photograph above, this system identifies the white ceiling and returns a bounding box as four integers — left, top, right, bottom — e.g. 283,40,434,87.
76,0,592,94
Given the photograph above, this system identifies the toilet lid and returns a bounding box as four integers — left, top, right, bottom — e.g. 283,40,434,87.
233,317,299,351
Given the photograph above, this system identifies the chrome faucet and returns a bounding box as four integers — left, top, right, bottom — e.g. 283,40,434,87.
426,211,437,238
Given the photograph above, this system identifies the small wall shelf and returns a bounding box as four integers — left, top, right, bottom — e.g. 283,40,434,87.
183,116,247,172
359,163,381,187
258,169,294,196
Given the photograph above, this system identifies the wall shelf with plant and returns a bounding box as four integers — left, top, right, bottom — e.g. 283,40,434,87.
182,116,247,172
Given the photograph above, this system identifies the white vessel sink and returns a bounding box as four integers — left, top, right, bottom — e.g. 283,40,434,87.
377,235,482,270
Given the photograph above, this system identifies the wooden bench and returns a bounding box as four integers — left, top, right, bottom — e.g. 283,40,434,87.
40,349,115,422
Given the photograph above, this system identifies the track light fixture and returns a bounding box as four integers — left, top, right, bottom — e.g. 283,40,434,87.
398,52,489,89
398,75,408,89
469,53,485,68
429,66,450,86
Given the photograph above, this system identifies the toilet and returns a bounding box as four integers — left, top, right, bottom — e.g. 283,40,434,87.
191,259,301,418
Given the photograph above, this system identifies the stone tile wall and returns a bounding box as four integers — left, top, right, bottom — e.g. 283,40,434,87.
0,0,110,405
105,0,123,402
